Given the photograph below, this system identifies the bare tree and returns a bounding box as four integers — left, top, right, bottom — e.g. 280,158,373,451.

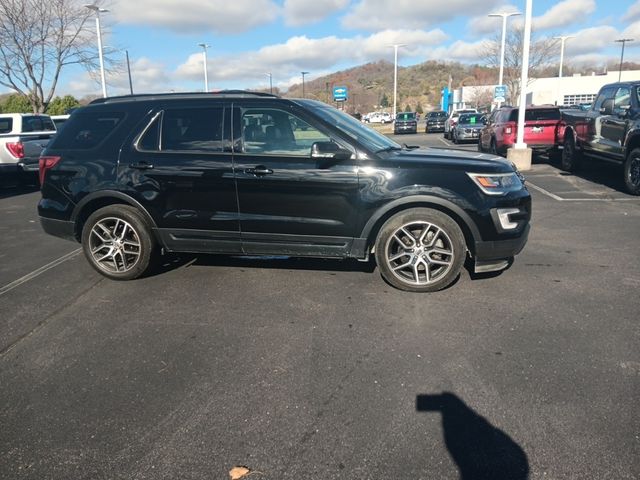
467,86,494,110
0,0,112,113
482,26,559,105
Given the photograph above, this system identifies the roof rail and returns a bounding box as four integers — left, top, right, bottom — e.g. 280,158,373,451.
90,90,279,105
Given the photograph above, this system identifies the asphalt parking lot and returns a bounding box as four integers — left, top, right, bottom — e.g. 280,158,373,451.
1,134,639,479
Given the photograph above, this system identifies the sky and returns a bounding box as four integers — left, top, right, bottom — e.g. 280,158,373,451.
52,0,640,97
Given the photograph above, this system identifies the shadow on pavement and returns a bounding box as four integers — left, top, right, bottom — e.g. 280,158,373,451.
0,183,40,200
149,252,378,278
417,392,529,480
544,154,628,195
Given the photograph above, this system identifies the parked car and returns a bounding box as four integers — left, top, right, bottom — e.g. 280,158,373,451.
452,113,486,144
559,81,640,195
478,106,561,158
444,109,478,139
365,111,392,124
38,91,530,292
0,113,56,185
51,114,71,130
394,112,418,134
425,110,447,133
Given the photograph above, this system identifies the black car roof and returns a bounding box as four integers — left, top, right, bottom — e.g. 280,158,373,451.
90,90,279,105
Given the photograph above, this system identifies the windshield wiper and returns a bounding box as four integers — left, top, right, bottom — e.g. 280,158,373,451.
375,146,402,153
402,143,420,150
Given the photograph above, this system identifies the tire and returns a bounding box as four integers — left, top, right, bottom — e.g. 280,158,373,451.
374,208,466,292
81,205,156,280
490,138,498,155
548,148,562,164
561,134,581,172
624,148,640,195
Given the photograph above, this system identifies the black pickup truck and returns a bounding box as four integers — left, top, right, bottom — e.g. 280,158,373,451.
559,81,640,195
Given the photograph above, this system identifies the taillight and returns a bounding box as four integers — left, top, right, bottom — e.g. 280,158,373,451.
39,156,61,185
6,142,24,159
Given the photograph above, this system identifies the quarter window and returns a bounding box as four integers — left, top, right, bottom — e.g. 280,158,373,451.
240,109,330,156
0,118,12,134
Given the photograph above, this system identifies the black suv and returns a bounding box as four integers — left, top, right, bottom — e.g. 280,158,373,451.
393,112,418,134
39,91,531,292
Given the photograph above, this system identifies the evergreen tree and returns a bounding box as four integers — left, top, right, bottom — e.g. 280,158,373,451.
416,102,424,114
380,93,389,108
0,94,32,113
47,95,80,115
404,104,412,112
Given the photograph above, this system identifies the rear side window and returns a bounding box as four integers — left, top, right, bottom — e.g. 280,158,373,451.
22,116,56,132
50,111,125,150
161,108,224,152
0,118,12,134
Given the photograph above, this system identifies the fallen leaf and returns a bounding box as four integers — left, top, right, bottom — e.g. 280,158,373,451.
229,466,251,480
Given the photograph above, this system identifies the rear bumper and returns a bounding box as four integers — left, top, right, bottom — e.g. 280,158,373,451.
18,160,40,172
39,216,76,242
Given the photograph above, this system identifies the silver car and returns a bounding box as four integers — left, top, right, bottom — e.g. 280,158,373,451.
452,113,486,144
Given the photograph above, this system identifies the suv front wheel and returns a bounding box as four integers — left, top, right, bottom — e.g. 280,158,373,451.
81,205,156,280
374,208,466,292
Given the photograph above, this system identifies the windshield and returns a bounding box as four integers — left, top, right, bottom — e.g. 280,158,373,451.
458,113,484,124
396,112,416,120
304,101,400,153
429,111,447,118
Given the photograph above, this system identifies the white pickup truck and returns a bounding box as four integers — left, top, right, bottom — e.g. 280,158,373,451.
0,113,57,184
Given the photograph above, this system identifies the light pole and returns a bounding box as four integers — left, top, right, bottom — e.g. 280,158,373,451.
125,50,133,95
301,71,309,98
198,43,210,92
554,35,574,78
388,44,407,118
84,4,109,98
515,0,532,150
265,73,273,94
615,38,634,82
488,11,521,105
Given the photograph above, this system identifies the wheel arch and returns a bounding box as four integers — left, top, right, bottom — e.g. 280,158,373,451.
359,196,481,257
624,132,640,158
71,191,159,242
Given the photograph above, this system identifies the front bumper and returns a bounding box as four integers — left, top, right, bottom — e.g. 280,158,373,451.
394,124,417,133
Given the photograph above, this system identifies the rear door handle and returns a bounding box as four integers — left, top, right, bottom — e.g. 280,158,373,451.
245,166,273,176
129,162,154,170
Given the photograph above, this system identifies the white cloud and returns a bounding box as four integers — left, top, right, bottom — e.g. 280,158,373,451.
533,0,596,31
283,0,349,26
341,0,501,31
175,29,449,85
428,40,489,62
622,21,640,42
467,5,521,35
563,26,620,56
622,1,640,22
112,0,279,34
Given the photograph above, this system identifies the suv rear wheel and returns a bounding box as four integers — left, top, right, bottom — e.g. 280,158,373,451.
374,208,466,292
81,205,156,280
561,134,581,172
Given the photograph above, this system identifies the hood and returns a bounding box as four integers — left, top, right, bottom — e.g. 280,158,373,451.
384,147,515,173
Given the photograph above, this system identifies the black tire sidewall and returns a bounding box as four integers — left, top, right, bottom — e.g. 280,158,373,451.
561,135,580,172
624,148,640,195
81,205,155,280
374,208,466,292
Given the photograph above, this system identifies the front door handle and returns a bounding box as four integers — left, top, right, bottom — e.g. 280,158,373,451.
245,166,273,176
129,161,154,170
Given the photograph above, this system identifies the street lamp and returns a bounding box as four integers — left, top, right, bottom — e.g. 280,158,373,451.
554,36,574,78
84,4,109,98
301,71,309,98
615,38,634,82
198,43,210,92
388,44,407,118
488,11,521,105
265,73,273,94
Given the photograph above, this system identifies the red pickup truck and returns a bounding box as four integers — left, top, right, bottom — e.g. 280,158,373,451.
558,81,640,195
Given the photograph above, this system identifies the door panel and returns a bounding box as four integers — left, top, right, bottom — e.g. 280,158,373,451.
231,104,360,256
118,104,241,253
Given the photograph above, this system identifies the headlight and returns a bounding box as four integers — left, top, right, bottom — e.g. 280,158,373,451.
467,172,523,196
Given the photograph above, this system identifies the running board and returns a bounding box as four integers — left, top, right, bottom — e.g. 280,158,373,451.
475,259,510,273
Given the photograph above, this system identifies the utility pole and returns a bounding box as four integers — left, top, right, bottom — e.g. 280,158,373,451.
615,38,634,82
198,43,210,92
125,50,133,94
301,71,309,98
388,44,407,118
488,11,521,107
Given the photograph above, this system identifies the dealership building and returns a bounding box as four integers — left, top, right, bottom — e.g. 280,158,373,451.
447,69,640,110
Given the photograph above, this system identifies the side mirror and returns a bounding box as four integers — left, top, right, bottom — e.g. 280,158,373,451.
600,98,614,115
311,141,352,161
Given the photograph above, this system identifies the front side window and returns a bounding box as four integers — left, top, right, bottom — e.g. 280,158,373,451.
593,87,616,111
240,108,330,156
614,87,631,109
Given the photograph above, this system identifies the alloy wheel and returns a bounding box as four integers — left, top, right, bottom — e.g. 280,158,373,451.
88,217,142,273
384,221,455,286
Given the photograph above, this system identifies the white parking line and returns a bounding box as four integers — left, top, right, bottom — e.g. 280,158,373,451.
0,248,82,297
439,137,452,147
527,181,640,202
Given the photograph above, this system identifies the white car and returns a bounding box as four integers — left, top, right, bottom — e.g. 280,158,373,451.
444,109,478,140
365,112,392,124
